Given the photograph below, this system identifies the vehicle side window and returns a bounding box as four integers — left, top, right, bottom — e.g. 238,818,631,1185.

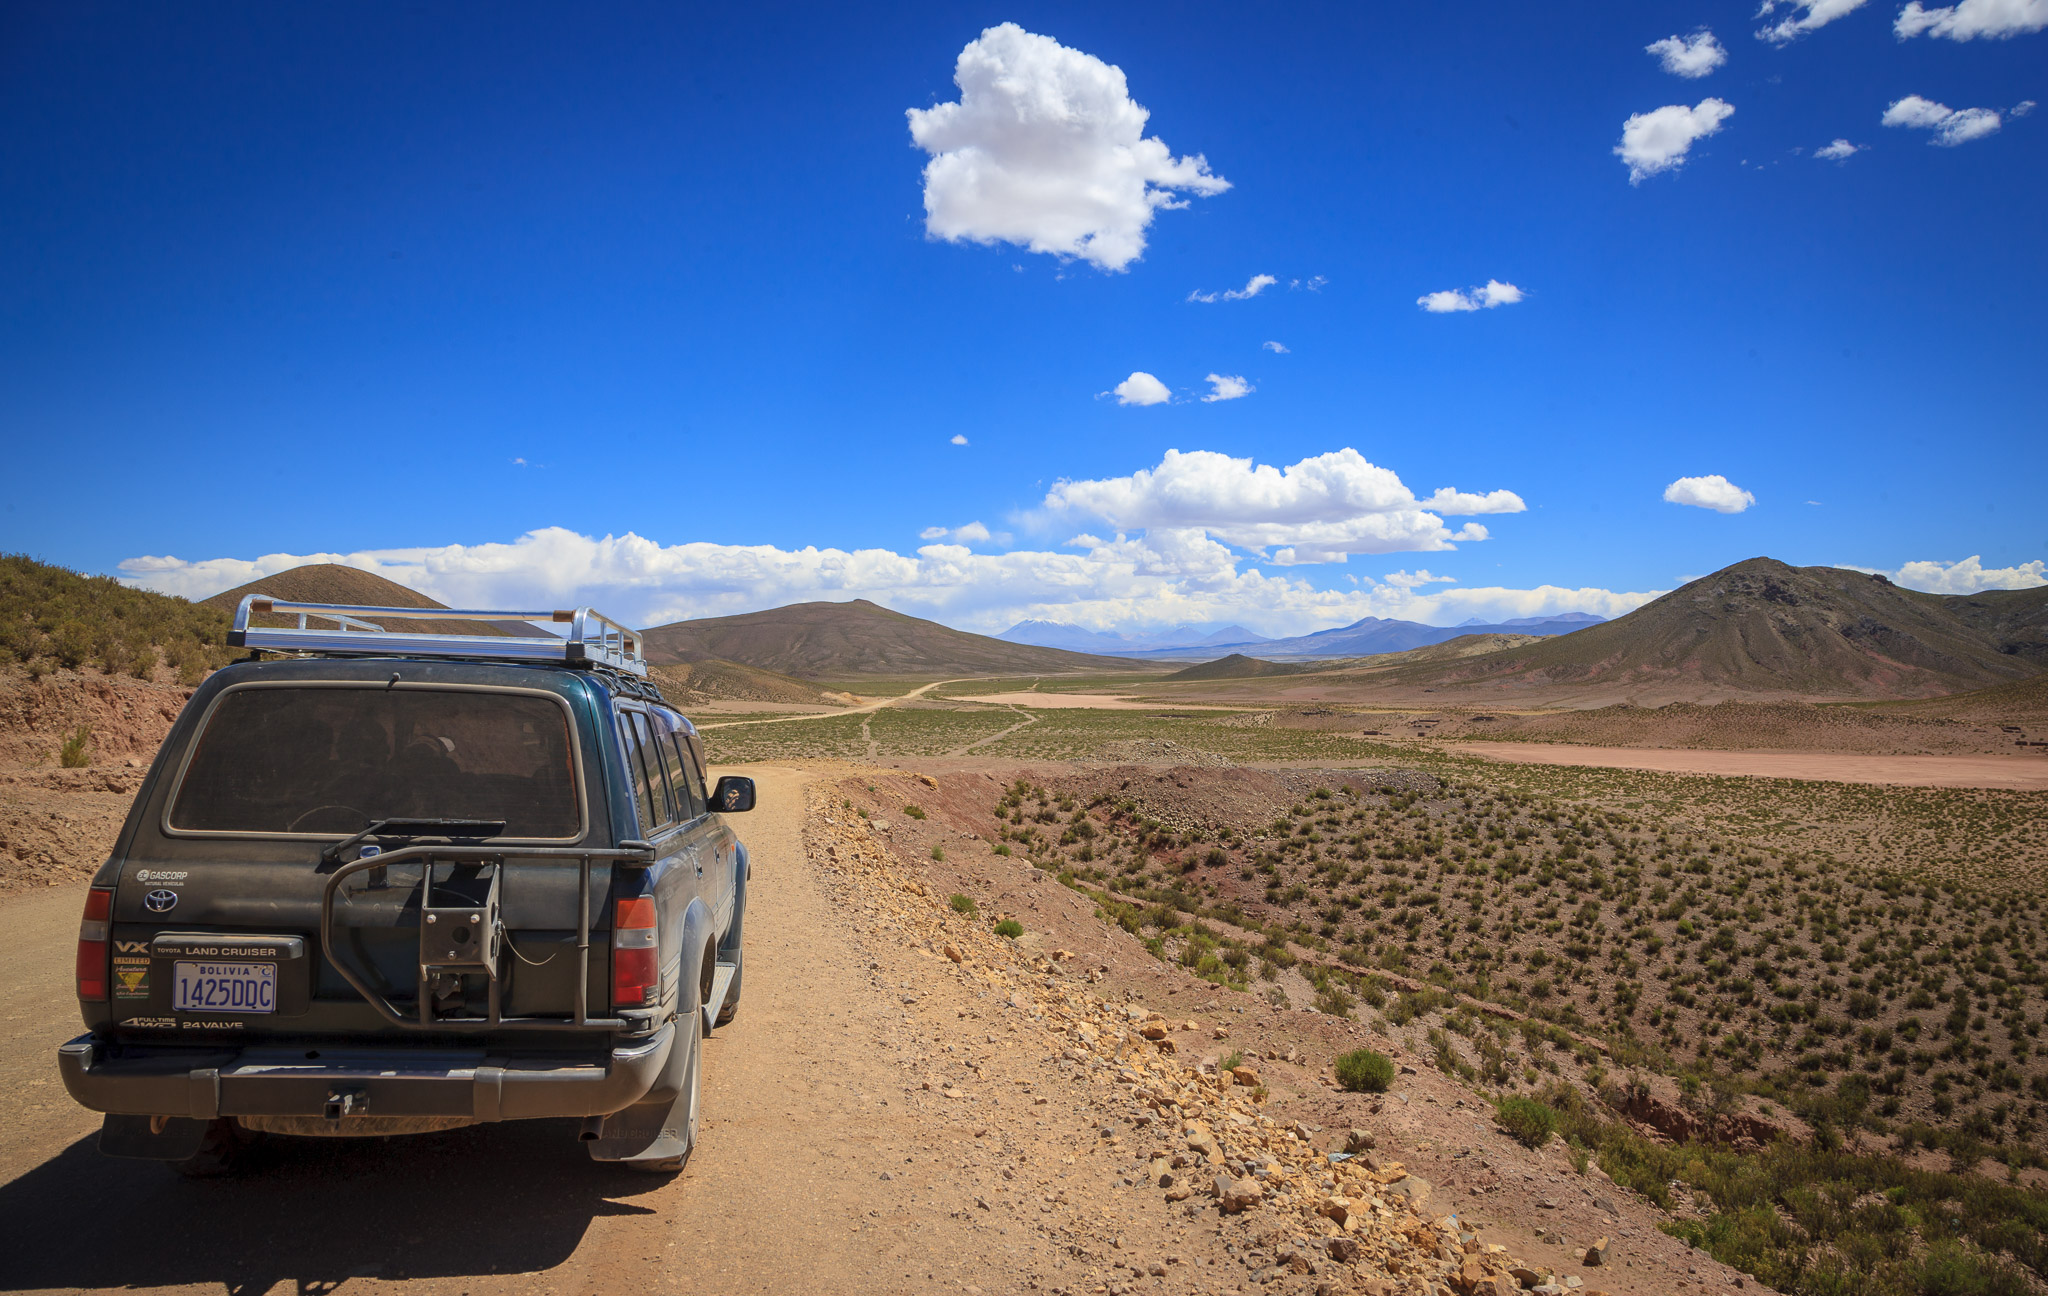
617,712,660,836
628,710,676,828
668,731,706,820
680,737,712,816
651,712,703,820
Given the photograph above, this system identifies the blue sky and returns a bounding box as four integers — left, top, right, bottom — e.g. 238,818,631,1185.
2,1,2042,634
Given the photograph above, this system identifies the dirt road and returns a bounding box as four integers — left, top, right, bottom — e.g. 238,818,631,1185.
0,760,1736,1296
0,765,1071,1295
693,679,964,730
1449,741,2048,789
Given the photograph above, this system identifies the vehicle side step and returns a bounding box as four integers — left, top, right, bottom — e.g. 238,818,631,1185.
702,962,737,1036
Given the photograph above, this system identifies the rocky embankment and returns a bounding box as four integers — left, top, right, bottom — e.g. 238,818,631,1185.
806,782,1631,1296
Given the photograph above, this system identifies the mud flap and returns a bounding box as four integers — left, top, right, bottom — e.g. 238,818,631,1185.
98,1114,210,1161
582,1093,691,1165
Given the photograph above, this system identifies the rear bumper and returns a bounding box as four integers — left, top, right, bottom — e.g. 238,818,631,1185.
56,1029,672,1123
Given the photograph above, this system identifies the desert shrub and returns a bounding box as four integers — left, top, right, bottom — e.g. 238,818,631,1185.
993,919,1022,939
1497,1096,1559,1148
948,893,977,916
902,804,926,820
1335,1048,1395,1093
931,846,945,861
58,725,90,768
1,554,230,678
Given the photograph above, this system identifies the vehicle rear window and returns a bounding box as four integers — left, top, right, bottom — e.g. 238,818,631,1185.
170,687,581,838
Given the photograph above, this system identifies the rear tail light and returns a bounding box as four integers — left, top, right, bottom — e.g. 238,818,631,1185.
611,896,659,1008
76,887,113,1002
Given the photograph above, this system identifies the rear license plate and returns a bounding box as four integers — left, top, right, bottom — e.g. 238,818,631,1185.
173,961,277,1014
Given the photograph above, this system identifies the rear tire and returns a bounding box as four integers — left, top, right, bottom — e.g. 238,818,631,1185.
171,1120,258,1178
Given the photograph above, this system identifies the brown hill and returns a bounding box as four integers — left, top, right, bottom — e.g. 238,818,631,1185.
1358,558,2044,702
639,599,1141,679
1353,632,1544,668
1163,654,1307,682
648,658,853,707
1936,585,2048,665
202,564,516,638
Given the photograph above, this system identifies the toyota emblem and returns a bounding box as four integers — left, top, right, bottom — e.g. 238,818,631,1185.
143,888,179,914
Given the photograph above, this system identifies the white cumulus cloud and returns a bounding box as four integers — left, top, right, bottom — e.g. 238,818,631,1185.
1188,273,1276,304
1814,138,1863,160
1417,279,1524,313
1201,374,1253,402
919,521,993,544
1647,29,1729,77
906,23,1229,272
116,529,1661,640
1663,474,1757,513
1616,99,1735,183
1382,569,1457,589
1897,0,2048,38
1043,447,1525,564
1262,340,1289,353
1755,0,1870,44
950,434,969,445
1111,372,1172,406
1883,94,2005,145
1860,555,2048,594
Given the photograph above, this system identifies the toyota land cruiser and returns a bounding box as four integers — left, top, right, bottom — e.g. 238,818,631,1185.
56,598,751,1175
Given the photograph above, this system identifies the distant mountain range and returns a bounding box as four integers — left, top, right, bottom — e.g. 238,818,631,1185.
1004,610,1608,661
198,557,2048,702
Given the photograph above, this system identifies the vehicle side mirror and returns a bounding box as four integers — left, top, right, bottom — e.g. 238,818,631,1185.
710,776,755,813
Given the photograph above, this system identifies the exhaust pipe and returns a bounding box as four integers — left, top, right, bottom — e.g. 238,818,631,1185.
578,1115,606,1142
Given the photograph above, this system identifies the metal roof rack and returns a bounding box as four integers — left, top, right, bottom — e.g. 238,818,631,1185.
225,597,647,677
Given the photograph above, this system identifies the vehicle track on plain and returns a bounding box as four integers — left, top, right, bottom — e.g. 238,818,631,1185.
0,765,1036,1295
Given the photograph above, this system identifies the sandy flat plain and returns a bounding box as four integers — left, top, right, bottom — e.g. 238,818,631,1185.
1450,741,2048,790
962,691,1239,710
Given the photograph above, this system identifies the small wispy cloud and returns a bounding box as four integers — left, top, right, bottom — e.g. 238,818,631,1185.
1108,372,1172,406
919,521,993,544
1201,373,1253,402
1616,99,1735,182
950,434,970,445
1896,0,2048,40
1883,94,2005,145
1290,276,1327,291
1187,273,1277,304
1418,280,1524,313
1262,341,1289,353
1814,138,1862,160
1755,0,1870,45
1663,474,1756,513
1647,29,1728,77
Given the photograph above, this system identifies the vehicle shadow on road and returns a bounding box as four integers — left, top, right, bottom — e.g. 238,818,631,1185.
1,1121,663,1291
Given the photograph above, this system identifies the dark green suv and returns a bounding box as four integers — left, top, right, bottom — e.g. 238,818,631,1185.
58,598,751,1175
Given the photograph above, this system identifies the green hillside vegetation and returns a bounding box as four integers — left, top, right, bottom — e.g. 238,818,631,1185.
987,770,2048,1295
0,555,232,685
